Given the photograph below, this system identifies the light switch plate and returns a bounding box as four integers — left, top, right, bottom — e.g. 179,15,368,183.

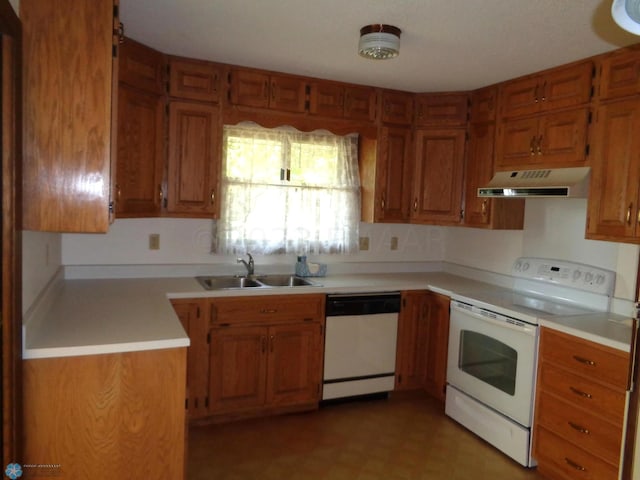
390,236,398,250
359,236,369,251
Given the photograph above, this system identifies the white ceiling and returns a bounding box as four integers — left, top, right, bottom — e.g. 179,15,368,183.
120,0,640,93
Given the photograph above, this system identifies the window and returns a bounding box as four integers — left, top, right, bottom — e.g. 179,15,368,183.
214,123,360,255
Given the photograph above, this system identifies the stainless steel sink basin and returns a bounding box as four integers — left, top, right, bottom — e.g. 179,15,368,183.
256,274,315,287
196,276,262,290
196,274,318,290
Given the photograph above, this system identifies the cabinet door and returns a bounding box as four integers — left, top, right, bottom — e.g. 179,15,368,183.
172,299,210,419
210,326,267,413
269,73,307,112
411,129,466,224
395,291,430,390
344,85,376,121
119,37,165,95
541,61,593,112
464,122,525,229
116,85,164,217
464,122,495,227
495,116,539,169
375,126,412,222
414,93,469,127
599,48,640,100
536,108,589,166
169,57,223,103
166,101,220,216
266,323,322,407
499,75,540,118
587,99,640,241
22,0,118,232
229,69,270,108
470,86,497,123
381,90,414,125
309,81,344,117
423,291,451,402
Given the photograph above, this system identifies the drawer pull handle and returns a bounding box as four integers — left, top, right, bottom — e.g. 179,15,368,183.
568,421,590,434
573,355,596,366
569,386,593,399
260,308,277,314
564,457,586,472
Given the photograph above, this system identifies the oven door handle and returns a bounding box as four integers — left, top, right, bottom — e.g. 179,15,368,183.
451,302,537,336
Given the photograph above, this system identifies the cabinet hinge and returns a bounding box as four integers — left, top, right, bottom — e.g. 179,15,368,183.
108,201,114,214
460,209,464,220
207,332,211,344
588,111,593,124
585,144,590,156
590,85,595,99
112,44,118,58
185,398,188,410
163,197,168,209
398,374,402,384
305,99,310,111
197,306,201,318
205,397,209,408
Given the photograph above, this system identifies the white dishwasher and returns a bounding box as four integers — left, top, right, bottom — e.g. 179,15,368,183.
322,292,401,400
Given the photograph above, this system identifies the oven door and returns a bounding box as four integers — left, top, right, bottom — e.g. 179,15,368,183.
447,301,538,427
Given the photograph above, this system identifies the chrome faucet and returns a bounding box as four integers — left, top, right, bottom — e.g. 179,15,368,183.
237,253,255,276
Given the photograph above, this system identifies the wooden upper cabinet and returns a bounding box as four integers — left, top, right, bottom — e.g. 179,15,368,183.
470,86,498,123
167,101,221,217
380,90,414,125
587,98,640,242
414,93,469,127
169,56,223,103
375,126,413,223
308,81,376,120
345,85,377,120
116,85,165,217
411,128,466,225
599,47,640,101
119,37,166,95
496,107,590,170
22,0,119,232
229,68,307,113
464,122,525,229
500,61,594,118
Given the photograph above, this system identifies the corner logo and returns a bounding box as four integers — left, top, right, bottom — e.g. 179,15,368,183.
4,464,22,479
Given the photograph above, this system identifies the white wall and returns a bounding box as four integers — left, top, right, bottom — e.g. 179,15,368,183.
444,198,639,301
22,231,61,313
61,218,446,271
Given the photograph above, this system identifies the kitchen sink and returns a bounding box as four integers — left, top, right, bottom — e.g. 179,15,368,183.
196,274,318,290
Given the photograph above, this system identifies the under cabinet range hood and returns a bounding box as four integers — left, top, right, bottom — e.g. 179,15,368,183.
478,167,591,198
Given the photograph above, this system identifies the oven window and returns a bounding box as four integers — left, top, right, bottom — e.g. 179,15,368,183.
458,330,517,396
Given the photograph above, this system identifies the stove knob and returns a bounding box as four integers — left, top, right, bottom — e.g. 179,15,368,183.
585,272,594,283
596,274,606,285
573,270,582,281
522,262,530,272
514,261,522,272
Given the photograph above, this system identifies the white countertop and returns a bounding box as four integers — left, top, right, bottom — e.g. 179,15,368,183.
539,312,634,351
23,271,634,359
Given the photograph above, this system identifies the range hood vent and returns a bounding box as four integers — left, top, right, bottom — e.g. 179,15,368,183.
478,167,590,198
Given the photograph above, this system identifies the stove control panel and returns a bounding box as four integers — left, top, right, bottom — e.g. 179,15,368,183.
512,257,615,296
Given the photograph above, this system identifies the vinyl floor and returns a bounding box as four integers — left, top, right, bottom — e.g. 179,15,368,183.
188,391,547,480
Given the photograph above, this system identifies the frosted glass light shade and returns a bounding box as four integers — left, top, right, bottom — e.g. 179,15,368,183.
612,0,640,35
358,24,401,60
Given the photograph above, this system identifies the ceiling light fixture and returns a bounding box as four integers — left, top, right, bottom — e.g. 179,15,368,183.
612,0,640,35
358,24,401,60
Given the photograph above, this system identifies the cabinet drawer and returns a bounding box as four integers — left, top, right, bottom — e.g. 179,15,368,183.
534,427,618,480
210,294,325,325
538,362,626,424
540,328,629,389
536,390,623,465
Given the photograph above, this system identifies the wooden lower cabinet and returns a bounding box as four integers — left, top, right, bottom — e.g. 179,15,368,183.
172,299,210,419
395,290,450,402
23,348,187,479
533,327,630,480
208,294,325,420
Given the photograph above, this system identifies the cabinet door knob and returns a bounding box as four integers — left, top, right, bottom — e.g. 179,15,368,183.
210,190,215,205
564,458,586,472
569,386,592,399
159,185,163,200
413,198,418,212
627,203,633,225
481,200,488,216
530,136,536,155
536,135,543,155
541,81,547,101
568,421,590,435
381,194,385,211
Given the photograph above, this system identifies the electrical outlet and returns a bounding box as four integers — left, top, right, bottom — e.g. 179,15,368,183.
359,236,370,251
149,233,160,250
390,236,398,250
